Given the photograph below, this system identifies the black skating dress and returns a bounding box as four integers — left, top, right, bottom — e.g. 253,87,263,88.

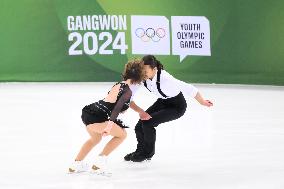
81,82,132,128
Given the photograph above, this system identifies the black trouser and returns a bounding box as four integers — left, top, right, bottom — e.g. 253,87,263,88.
134,92,187,157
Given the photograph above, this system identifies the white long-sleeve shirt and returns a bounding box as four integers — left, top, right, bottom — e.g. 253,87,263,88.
130,69,198,99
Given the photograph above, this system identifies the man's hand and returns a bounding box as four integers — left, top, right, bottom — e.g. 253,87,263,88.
195,92,213,107
139,111,152,120
130,101,152,120
201,100,213,107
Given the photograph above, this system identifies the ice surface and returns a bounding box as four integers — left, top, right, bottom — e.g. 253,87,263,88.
0,83,283,189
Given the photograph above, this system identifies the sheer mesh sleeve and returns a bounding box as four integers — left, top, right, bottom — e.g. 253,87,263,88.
109,85,132,121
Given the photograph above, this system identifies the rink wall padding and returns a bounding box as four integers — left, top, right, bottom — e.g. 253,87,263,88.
0,0,283,85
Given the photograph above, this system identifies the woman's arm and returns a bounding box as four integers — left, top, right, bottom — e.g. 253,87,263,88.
103,86,132,136
130,101,152,120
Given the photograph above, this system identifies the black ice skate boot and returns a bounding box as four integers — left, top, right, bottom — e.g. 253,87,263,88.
130,152,152,162
124,151,136,161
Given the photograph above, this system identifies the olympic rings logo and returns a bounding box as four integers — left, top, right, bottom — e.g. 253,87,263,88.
135,27,166,42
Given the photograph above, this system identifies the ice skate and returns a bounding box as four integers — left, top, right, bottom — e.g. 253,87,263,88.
90,155,112,177
68,160,89,173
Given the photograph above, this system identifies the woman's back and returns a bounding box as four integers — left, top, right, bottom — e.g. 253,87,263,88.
104,82,127,103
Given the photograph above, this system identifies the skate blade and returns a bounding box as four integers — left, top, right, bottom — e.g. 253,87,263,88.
67,168,88,174
97,171,112,177
90,170,112,177
90,165,112,177
129,159,151,163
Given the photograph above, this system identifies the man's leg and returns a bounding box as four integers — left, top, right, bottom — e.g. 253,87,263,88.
134,120,145,153
124,99,165,161
131,108,184,162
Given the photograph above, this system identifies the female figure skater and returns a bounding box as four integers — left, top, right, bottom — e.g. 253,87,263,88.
124,55,213,162
69,59,146,174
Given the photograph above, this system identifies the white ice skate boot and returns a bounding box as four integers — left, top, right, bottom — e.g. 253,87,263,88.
68,160,89,173
90,155,112,177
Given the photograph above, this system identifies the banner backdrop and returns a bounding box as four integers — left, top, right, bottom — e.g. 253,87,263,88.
0,0,284,85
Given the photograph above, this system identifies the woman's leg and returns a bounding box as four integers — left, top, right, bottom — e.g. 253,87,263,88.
75,127,102,161
86,122,127,156
100,127,127,156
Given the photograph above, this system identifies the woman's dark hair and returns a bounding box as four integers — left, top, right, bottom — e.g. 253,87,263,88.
122,58,146,84
142,55,164,70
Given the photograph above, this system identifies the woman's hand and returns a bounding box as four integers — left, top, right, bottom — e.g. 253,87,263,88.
102,129,110,137
201,100,213,107
102,121,114,137
139,111,152,120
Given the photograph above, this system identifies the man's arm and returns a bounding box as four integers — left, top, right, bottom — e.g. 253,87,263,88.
130,101,152,120
194,92,213,107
